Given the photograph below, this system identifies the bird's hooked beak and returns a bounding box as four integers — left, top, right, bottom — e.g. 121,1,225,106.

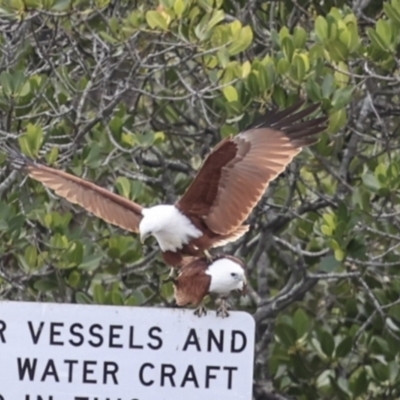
140,232,150,244
240,276,248,296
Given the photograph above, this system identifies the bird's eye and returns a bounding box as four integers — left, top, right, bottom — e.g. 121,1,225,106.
231,272,238,278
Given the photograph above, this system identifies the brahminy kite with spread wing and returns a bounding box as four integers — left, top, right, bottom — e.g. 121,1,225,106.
6,100,327,267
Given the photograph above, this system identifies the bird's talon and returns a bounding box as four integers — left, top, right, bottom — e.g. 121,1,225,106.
194,304,207,317
204,250,214,264
216,299,230,318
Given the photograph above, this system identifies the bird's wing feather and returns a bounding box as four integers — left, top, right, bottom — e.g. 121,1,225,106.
174,258,211,306
176,101,327,235
8,151,143,233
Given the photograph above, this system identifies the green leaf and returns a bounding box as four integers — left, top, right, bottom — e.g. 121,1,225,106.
328,108,347,133
279,26,290,41
18,80,31,97
315,16,328,41
334,248,345,261
241,60,251,78
79,254,103,271
290,54,308,82
326,40,349,62
293,26,307,48
52,0,72,12
306,77,323,101
8,215,25,233
384,3,400,25
174,0,186,17
0,220,8,231
322,74,335,98
75,292,93,304
347,22,360,52
207,9,224,30
334,61,350,87
281,37,294,61
293,309,310,338
11,71,26,94
247,72,260,95
24,246,37,269
350,368,367,397
331,86,354,109
16,254,32,273
216,48,230,68
376,19,392,47
18,124,43,157
112,290,124,305
367,28,389,52
130,181,143,200
222,85,238,102
265,62,276,88
66,241,84,266
93,283,106,304
320,255,341,272
45,147,59,164
327,16,338,40
228,25,253,56
109,116,123,135
336,336,353,358
125,295,138,306
68,270,81,288
0,72,13,95
389,360,400,384
146,10,168,30
276,58,290,75
362,172,381,192
257,67,270,92
34,278,59,292
126,289,145,306
0,202,10,220
140,131,156,147
195,14,211,40
375,162,387,184
99,31,118,44
272,86,286,107
275,323,297,347
224,100,242,115
320,330,335,357
115,176,131,199
84,142,101,167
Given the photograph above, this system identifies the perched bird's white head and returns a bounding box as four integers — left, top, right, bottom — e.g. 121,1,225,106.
206,258,247,295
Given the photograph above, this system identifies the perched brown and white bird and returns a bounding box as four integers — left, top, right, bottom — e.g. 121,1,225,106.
172,255,247,317
6,100,326,267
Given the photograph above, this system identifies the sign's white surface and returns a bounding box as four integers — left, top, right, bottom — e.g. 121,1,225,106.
0,301,255,400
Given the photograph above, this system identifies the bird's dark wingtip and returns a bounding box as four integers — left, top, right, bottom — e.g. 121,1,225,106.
248,100,324,131
0,143,33,171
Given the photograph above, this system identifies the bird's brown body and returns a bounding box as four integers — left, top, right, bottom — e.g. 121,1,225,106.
161,220,249,266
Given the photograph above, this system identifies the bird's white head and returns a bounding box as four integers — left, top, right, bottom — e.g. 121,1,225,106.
139,206,166,243
139,205,203,252
206,257,247,295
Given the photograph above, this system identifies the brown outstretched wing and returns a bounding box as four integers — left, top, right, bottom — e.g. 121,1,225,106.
176,101,327,235
8,151,143,233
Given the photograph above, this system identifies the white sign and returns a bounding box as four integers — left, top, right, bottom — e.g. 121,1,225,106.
0,301,255,400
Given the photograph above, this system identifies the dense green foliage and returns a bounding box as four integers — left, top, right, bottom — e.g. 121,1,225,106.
1,0,400,398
